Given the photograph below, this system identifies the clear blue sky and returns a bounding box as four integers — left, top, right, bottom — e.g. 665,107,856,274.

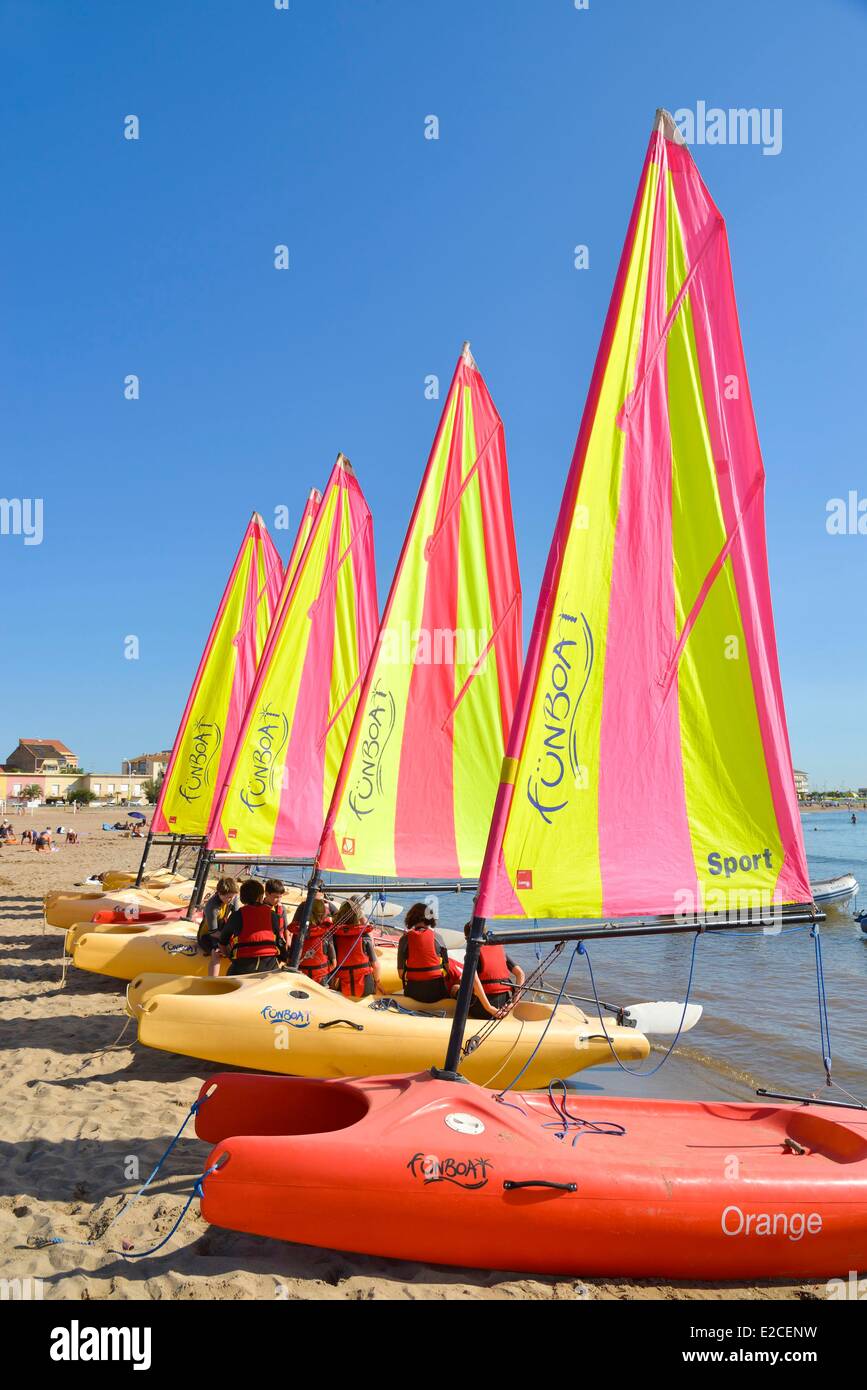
1,0,864,788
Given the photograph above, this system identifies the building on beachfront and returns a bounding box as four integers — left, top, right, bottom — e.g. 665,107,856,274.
4,738,81,774
125,750,173,779
793,769,809,799
0,769,147,806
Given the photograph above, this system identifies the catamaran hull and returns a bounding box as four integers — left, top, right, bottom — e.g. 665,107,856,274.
131,972,648,1088
195,1070,867,1279
74,925,406,992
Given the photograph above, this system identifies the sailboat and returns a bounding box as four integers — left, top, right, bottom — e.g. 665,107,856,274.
128,347,649,1083
188,113,867,1279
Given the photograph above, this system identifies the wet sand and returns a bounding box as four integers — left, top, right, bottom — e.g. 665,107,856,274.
0,809,830,1300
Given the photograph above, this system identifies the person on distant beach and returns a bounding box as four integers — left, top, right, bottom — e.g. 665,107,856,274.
197,876,240,977
66,829,78,844
329,900,380,998
21,829,32,845
221,879,285,977
397,902,456,1004
292,896,337,984
463,922,525,1018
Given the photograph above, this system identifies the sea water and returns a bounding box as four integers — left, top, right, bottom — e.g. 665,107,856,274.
433,811,866,1102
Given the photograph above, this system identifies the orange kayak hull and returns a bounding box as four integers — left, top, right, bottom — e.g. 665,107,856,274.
195,1070,867,1279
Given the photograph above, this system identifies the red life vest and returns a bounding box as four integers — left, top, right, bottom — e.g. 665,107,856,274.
332,923,374,997
477,943,512,995
231,904,280,960
297,921,333,983
403,926,445,982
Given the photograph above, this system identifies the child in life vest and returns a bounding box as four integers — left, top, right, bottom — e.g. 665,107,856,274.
220,879,286,977
397,901,457,1004
292,896,337,984
197,876,239,977
464,921,525,1017
329,900,381,998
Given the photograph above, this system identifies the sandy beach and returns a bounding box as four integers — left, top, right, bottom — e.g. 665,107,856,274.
0,808,832,1301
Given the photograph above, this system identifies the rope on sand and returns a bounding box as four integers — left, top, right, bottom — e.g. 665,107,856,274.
37,1087,215,1256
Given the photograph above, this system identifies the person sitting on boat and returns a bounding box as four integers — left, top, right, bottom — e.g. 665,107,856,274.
292,896,337,985
197,876,240,977
220,879,286,977
397,902,456,1004
463,922,525,1018
329,901,381,999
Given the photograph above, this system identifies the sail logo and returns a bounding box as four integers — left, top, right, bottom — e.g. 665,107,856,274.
260,1005,310,1028
347,680,396,820
708,848,773,878
178,717,222,804
407,1153,491,1189
239,704,290,813
526,610,594,823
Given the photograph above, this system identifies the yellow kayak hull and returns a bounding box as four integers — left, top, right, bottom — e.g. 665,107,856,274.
71,922,404,994
45,890,186,929
129,970,650,1089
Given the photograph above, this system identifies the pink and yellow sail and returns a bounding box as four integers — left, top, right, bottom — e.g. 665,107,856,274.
209,457,378,857
477,111,810,921
319,346,522,879
153,514,284,836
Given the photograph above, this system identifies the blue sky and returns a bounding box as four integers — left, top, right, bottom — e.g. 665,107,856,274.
1,0,865,788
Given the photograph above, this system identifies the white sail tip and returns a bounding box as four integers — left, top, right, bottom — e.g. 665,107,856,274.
308,487,322,503
461,341,477,369
336,452,354,474
655,108,685,145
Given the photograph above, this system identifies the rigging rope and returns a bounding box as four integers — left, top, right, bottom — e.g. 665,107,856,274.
541,1079,627,1147
811,923,833,1085
493,943,580,1103
461,941,566,1057
578,932,700,1077
41,1088,214,1253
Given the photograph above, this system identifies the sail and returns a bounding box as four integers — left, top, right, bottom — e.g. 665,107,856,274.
318,347,522,879
209,456,378,857
152,514,284,836
476,111,810,922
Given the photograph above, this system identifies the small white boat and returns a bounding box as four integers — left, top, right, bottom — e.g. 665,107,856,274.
811,873,859,913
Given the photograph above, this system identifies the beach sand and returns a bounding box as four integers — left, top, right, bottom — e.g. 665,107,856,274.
0,808,829,1301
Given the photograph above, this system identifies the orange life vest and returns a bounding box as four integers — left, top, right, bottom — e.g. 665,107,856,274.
403,926,445,982
231,904,281,960
332,923,374,997
477,943,512,996
297,920,333,983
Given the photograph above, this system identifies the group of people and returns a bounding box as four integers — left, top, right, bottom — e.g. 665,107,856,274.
196,878,524,1017
0,820,79,849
